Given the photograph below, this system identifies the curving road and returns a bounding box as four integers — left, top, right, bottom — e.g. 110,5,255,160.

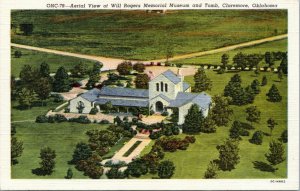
11,34,287,70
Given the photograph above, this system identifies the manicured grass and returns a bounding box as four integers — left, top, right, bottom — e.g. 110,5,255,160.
11,99,62,122
173,39,287,66
11,47,96,77
123,141,142,157
11,10,287,60
141,70,287,179
102,137,131,159
12,122,109,179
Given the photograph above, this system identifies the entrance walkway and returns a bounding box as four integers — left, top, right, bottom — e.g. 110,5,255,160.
111,133,151,163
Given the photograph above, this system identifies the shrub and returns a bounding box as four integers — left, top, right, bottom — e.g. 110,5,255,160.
250,131,264,145
149,131,162,140
204,161,218,179
184,136,196,143
48,115,56,123
36,115,48,123
64,108,70,113
65,168,73,179
55,114,68,122
131,118,138,124
161,111,169,116
89,107,98,115
239,122,255,130
52,94,64,102
99,119,110,124
69,116,91,124
171,126,180,135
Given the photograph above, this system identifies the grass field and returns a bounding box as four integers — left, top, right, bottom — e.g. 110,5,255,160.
141,70,287,179
11,47,96,77
11,10,287,60
173,39,287,65
11,121,110,179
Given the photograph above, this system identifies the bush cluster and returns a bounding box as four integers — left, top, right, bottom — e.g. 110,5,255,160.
36,114,67,123
155,136,196,152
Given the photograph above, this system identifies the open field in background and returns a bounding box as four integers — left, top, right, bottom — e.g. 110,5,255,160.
11,47,96,77
11,10,287,60
140,71,287,179
173,39,287,66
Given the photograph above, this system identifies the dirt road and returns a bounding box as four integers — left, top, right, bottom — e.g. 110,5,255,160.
11,34,287,68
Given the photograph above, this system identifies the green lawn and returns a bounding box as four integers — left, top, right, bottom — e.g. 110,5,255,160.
173,39,287,65
141,70,287,179
12,122,109,179
11,47,96,77
11,10,287,60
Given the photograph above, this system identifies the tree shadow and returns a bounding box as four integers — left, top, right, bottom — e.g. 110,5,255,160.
32,168,49,176
252,161,278,172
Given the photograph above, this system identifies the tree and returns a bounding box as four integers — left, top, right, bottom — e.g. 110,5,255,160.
92,62,103,74
39,62,50,78
17,87,36,109
200,113,216,133
106,167,126,179
233,52,247,70
135,74,150,89
86,71,100,89
19,23,34,35
266,84,282,102
267,118,278,136
182,104,204,133
11,137,24,165
193,68,212,92
280,129,288,143
77,154,103,179
254,69,260,77
39,147,56,175
245,106,261,125
279,54,288,74
133,62,145,73
103,101,113,113
244,85,255,104
265,52,274,67
157,160,175,179
211,95,233,127
19,65,35,85
246,54,263,68
229,121,249,140
265,140,285,165
117,61,133,75
250,79,260,94
53,67,71,92
14,50,22,58
125,159,148,177
221,54,229,69
224,74,242,97
71,142,92,164
71,62,88,77
216,138,240,171
34,77,52,106
204,161,218,179
277,69,283,82
65,168,73,179
261,75,268,86
249,131,264,145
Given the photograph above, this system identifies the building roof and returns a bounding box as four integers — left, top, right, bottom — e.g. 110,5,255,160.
99,86,149,98
152,94,172,102
81,88,101,102
161,70,181,84
168,92,211,109
183,82,190,91
94,98,149,107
